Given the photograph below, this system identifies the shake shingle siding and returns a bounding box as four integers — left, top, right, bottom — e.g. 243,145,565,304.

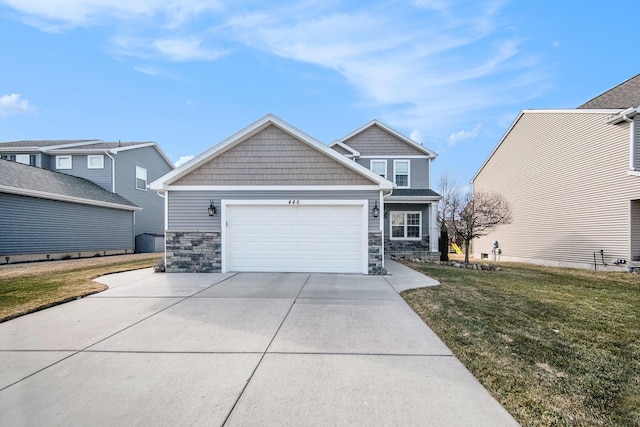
341,125,425,156
0,193,133,255
114,146,173,236
473,111,640,268
175,125,374,186
167,190,381,232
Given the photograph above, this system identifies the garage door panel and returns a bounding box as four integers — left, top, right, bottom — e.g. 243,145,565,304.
227,204,364,273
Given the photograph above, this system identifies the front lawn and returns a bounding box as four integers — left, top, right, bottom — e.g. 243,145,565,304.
0,253,160,322
402,261,640,426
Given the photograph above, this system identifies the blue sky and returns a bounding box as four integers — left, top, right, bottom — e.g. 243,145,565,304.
1,0,638,189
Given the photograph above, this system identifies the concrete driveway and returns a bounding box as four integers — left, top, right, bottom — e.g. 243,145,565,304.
0,261,518,426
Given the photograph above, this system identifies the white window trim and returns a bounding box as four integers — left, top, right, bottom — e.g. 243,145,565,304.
15,154,30,165
87,154,104,169
389,211,422,241
56,155,72,170
393,159,410,188
370,159,387,179
136,166,147,191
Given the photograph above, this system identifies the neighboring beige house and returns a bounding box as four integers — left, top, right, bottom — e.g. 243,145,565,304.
472,74,640,270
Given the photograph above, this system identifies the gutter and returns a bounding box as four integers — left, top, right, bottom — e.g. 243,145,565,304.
105,151,116,192
606,107,639,172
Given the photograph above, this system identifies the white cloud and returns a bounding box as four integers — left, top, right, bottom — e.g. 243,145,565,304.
2,0,224,29
174,154,195,167
225,1,545,136
410,129,424,145
133,65,162,75
0,94,34,117
112,35,228,62
448,124,483,146
152,37,227,61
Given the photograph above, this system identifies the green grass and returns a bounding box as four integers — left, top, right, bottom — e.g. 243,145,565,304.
402,261,640,427
0,254,160,322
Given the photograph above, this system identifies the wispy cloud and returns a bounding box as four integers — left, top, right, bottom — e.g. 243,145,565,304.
1,0,224,29
448,124,483,146
174,154,195,167
112,35,228,62
0,94,34,117
224,1,545,136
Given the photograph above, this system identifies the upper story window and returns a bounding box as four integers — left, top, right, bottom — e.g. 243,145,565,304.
15,154,36,166
370,160,387,178
56,155,72,170
390,211,421,240
87,155,104,169
394,160,410,188
136,166,147,191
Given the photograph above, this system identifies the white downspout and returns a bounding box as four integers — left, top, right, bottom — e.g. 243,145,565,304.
621,115,636,171
105,151,116,193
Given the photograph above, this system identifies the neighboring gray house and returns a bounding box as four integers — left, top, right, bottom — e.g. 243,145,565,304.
0,159,140,262
330,120,440,256
0,139,174,255
150,114,439,274
472,74,640,270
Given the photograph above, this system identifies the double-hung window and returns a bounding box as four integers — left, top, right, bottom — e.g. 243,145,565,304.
390,211,421,240
370,160,387,178
394,160,410,188
136,166,147,191
56,155,72,170
87,155,104,169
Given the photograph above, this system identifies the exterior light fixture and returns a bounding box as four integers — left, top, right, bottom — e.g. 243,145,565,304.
373,200,380,218
208,200,216,216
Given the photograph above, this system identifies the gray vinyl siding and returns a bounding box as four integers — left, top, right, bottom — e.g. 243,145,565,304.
0,193,133,255
356,158,430,189
175,125,374,186
41,154,53,170
383,203,430,237
342,124,425,156
53,154,113,191
635,116,640,169
114,146,173,237
631,200,640,261
473,111,640,268
167,190,381,232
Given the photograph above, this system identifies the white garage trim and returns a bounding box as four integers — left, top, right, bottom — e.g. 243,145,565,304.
221,199,369,274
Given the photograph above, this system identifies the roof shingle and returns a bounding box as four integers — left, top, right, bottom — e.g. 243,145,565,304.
578,74,640,109
0,159,137,209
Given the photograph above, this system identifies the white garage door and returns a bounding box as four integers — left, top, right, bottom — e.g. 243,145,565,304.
226,203,365,273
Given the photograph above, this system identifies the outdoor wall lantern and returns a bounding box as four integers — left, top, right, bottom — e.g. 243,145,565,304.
208,200,216,216
373,201,380,218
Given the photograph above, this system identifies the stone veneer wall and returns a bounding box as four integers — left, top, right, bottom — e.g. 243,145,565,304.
368,231,383,275
165,231,221,273
166,230,385,274
385,236,440,261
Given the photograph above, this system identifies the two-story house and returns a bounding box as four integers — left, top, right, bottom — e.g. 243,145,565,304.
330,120,440,257
472,73,640,270
150,114,440,274
0,140,174,261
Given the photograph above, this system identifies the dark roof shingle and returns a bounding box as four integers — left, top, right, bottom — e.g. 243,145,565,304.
578,74,640,109
0,159,137,209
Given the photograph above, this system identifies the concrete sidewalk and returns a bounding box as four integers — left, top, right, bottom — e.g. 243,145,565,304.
0,266,518,426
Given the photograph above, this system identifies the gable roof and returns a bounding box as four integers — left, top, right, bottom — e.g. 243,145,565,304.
0,140,174,169
579,73,640,109
0,159,140,211
331,120,438,158
150,114,394,190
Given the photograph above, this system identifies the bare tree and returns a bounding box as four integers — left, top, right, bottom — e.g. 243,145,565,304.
437,173,458,261
446,190,512,264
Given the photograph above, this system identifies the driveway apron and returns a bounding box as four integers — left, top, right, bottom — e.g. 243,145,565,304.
0,263,518,426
